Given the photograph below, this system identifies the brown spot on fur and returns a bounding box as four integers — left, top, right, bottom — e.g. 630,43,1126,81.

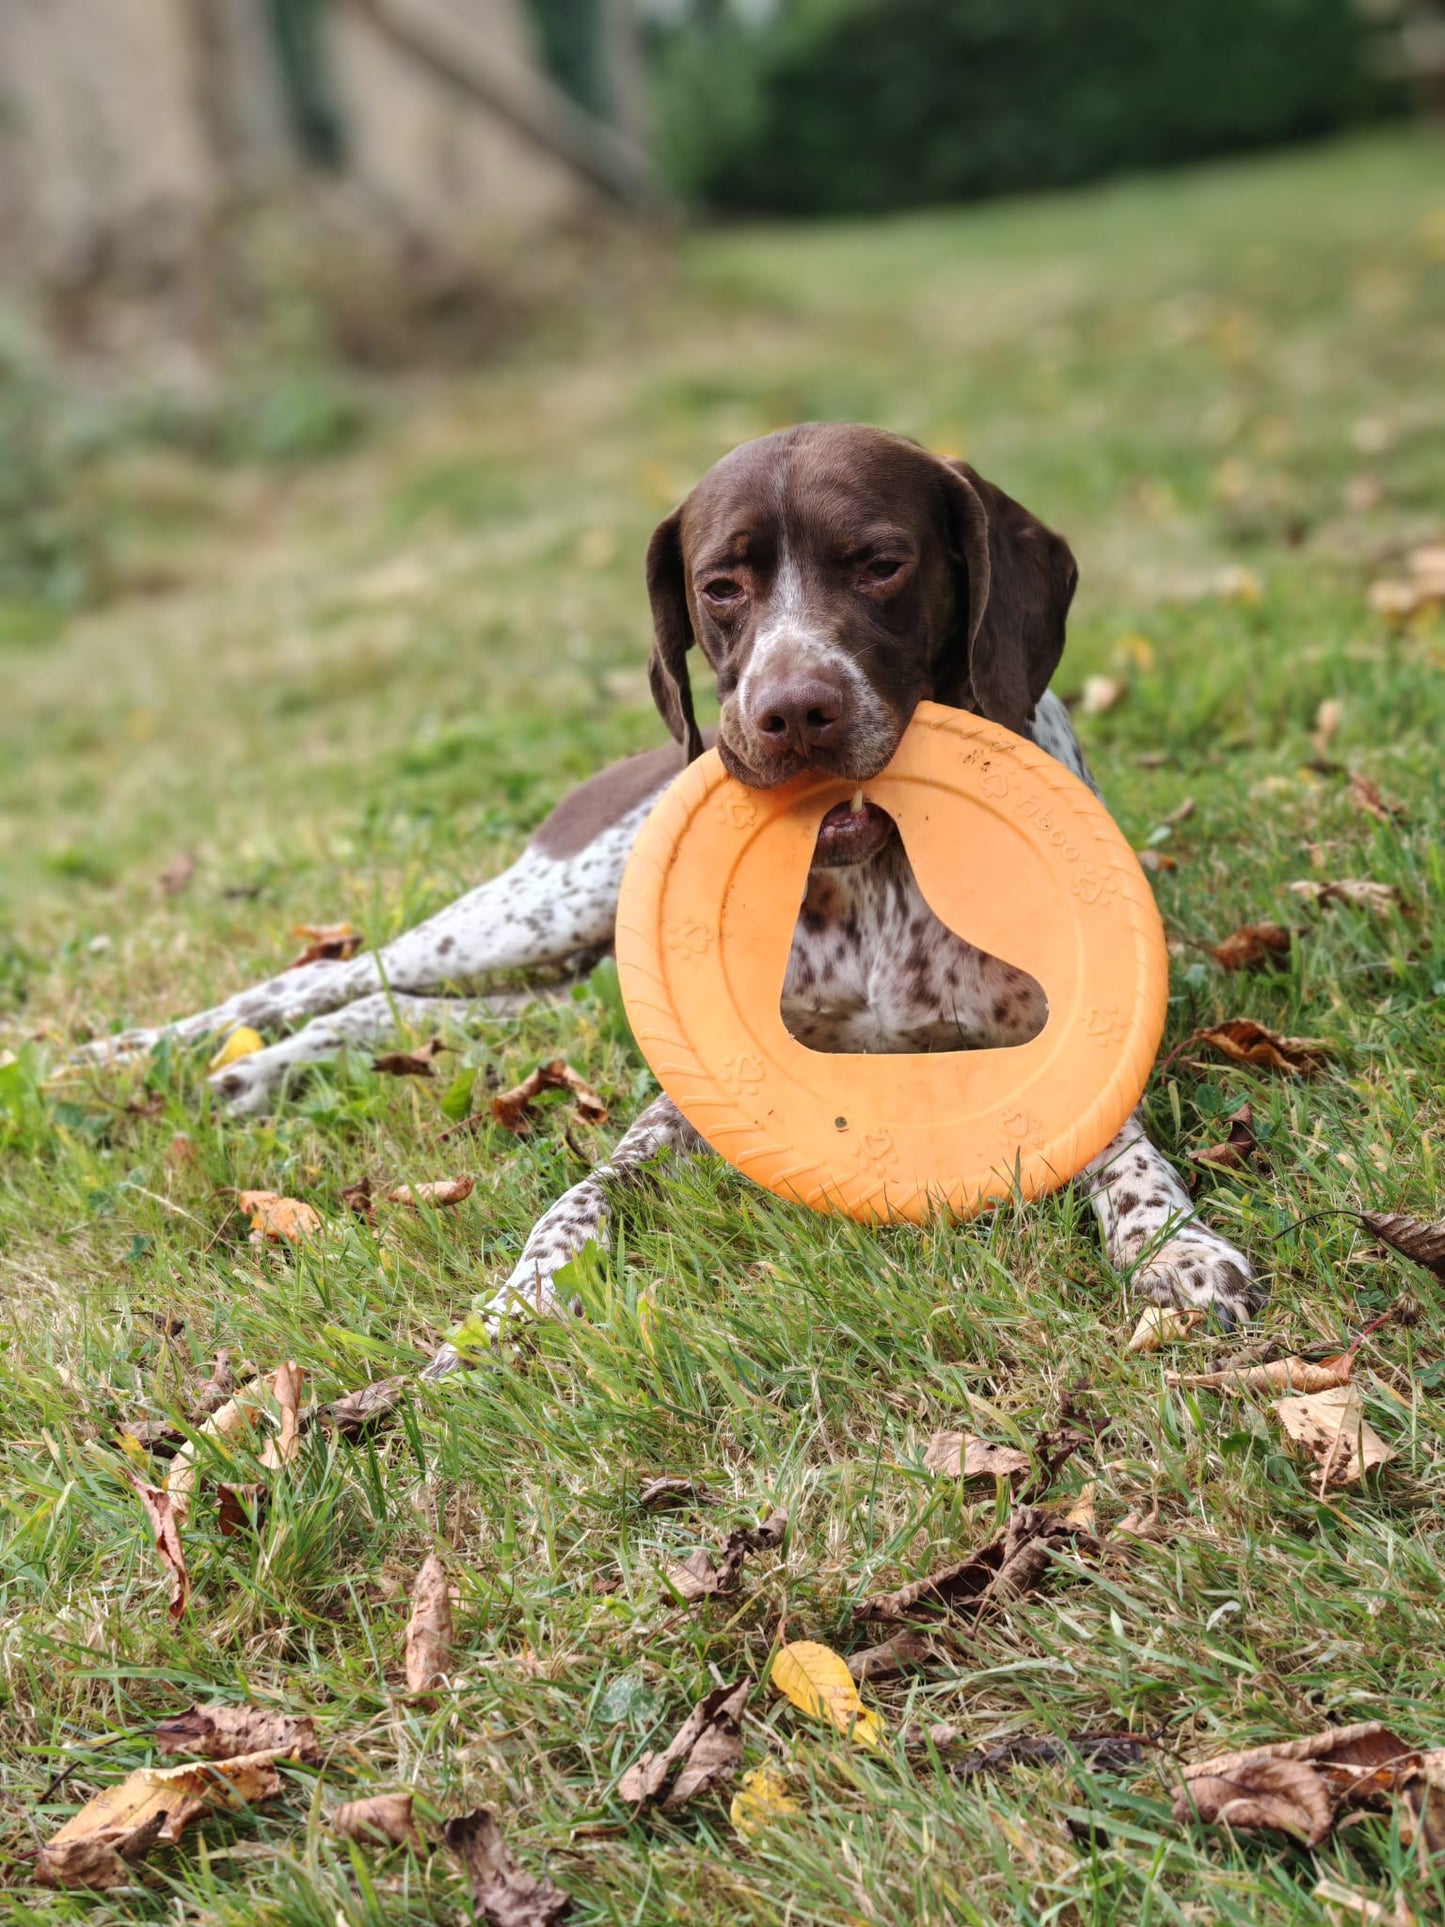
532,735,716,860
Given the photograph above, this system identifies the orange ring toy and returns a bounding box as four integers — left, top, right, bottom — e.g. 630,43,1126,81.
615,701,1168,1224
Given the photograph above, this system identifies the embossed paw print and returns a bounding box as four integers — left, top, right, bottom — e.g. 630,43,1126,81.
1073,866,1119,908
664,917,715,959
1000,1107,1045,1147
719,1051,765,1099
713,794,758,830
859,1130,900,1175
1083,1005,1127,1047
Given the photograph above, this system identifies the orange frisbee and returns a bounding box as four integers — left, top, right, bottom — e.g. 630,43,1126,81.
615,702,1168,1223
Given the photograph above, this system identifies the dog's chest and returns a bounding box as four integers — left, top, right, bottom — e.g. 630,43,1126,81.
778,845,1039,1054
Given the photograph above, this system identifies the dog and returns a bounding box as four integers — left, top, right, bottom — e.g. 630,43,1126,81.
82,424,1259,1372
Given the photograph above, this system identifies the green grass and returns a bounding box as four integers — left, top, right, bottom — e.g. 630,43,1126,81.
3,130,1445,1923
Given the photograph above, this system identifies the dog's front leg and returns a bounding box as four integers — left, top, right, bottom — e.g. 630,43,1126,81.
422,1093,706,1376
1081,1110,1259,1324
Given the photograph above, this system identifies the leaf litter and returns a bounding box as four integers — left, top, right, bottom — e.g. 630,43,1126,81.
491,1060,607,1135
922,1430,1030,1481
771,1641,882,1746
405,1552,454,1695
442,1807,573,1926
664,1508,787,1602
372,1036,451,1076
617,1679,749,1810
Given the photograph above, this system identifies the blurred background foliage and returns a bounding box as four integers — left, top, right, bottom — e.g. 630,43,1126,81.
642,0,1401,216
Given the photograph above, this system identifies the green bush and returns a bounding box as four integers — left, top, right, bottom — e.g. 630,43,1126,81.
654,0,1395,216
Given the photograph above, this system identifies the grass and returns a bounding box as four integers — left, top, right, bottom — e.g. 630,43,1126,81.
3,129,1445,1923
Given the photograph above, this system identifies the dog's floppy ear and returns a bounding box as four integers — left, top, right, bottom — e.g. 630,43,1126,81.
645,507,704,763
936,459,1078,735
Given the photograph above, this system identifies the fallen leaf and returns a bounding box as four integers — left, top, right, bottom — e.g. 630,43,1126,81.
491,1061,607,1134
1209,923,1292,970
730,1763,801,1838
38,1750,290,1888
384,1177,475,1208
125,1474,189,1622
1312,1876,1417,1926
442,1807,573,1926
1192,1102,1258,1170
1188,1019,1331,1075
326,1377,407,1439
1127,1306,1206,1352
617,1680,749,1809
846,1628,951,1681
189,1349,236,1421
922,1430,1030,1481
1064,1482,1097,1534
167,1385,265,1524
1362,1210,1445,1282
1176,1754,1336,1844
405,1552,453,1695
1348,771,1405,824
857,1504,1087,1622
208,1027,264,1072
158,852,196,896
373,1038,450,1077
1080,674,1127,717
1176,1723,1421,1851
1313,697,1345,753
217,1483,261,1536
258,1361,304,1472
664,1509,787,1602
1138,848,1177,873
287,922,363,969
1368,548,1445,624
1166,1353,1353,1393
329,1791,421,1851
164,1132,196,1169
770,1641,881,1746
239,1191,322,1244
1275,1383,1393,1486
152,1704,320,1763
340,1176,374,1218
638,1475,718,1510
1289,877,1406,916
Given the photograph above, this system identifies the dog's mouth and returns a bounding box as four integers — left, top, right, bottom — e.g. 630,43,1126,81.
811,792,897,868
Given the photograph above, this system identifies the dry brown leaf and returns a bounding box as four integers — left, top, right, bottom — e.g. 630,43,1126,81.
340,1176,375,1218
1192,1101,1258,1171
1290,877,1407,916
1137,848,1177,873
165,1132,197,1169
846,1628,951,1681
1166,1352,1352,1394
1275,1383,1394,1487
373,1038,450,1077
664,1509,786,1603
239,1191,322,1244
158,852,196,897
491,1061,607,1134
287,922,363,970
1313,697,1345,752
1126,1306,1206,1353
1362,1210,1445,1282
638,1475,719,1511
617,1680,749,1809
442,1807,573,1926
217,1483,261,1536
329,1792,421,1851
37,1750,289,1888
1312,1877,1417,1926
326,1377,407,1439
258,1361,304,1472
1176,1753,1336,1844
1209,923,1292,971
405,1552,454,1695
152,1704,320,1763
189,1349,236,1422
1188,1019,1331,1075
1064,1483,1097,1534
922,1430,1030,1481
385,1177,475,1208
166,1386,265,1525
125,1474,189,1623
858,1505,1086,1622
1348,771,1406,825
1080,674,1127,716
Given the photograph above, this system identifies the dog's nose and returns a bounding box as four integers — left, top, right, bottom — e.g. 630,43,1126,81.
748,675,845,755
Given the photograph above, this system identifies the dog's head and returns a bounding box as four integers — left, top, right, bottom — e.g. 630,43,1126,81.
646,423,1077,862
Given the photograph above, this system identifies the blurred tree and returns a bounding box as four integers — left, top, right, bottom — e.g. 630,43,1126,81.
653,0,1400,214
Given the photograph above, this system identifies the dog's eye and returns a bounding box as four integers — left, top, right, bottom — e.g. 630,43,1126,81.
702,577,743,605
859,556,905,585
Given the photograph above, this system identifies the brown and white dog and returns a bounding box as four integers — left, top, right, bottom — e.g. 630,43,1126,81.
84,424,1258,1368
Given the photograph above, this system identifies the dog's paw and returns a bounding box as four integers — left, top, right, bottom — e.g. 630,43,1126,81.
1131,1233,1260,1328
71,1027,160,1067
207,1054,281,1118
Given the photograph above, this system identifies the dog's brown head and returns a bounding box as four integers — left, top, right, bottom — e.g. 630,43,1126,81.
646,423,1077,862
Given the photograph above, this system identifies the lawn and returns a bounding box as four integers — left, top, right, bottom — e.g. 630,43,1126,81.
2,130,1445,1924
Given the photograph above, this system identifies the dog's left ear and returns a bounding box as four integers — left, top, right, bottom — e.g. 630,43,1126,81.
935,458,1078,735
645,507,705,763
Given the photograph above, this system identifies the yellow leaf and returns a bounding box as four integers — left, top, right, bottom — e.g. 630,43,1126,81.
730,1764,801,1839
209,1027,264,1071
770,1640,881,1747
